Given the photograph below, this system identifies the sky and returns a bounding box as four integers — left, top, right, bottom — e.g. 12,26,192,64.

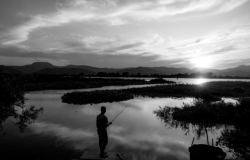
0,0,250,69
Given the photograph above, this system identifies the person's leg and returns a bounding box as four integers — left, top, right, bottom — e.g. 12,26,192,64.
103,131,108,154
98,132,104,155
98,131,108,158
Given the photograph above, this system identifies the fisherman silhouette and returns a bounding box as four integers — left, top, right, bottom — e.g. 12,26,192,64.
96,106,112,158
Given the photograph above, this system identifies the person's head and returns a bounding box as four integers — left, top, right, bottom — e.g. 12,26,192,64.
101,106,106,114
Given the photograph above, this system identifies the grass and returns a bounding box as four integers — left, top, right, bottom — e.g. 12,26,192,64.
61,81,250,105
154,98,250,125
125,81,250,99
62,90,133,105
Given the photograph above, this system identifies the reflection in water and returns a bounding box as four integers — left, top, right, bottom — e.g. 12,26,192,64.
0,76,43,133
4,82,247,160
28,96,193,160
154,109,227,159
154,99,250,159
217,126,250,159
30,122,96,150
28,120,189,160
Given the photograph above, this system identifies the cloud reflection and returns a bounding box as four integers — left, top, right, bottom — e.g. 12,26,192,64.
29,121,189,159
109,125,127,134
29,122,96,150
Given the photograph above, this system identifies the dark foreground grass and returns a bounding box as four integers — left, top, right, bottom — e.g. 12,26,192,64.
62,81,250,105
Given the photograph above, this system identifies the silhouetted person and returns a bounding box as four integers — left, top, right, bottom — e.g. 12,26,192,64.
96,106,112,158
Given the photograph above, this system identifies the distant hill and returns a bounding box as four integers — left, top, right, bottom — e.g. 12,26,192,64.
11,62,56,74
213,65,250,77
226,65,250,73
5,62,250,77
153,67,193,75
186,67,250,77
118,67,163,75
0,65,22,74
192,68,220,74
63,65,120,73
217,69,250,77
35,68,95,75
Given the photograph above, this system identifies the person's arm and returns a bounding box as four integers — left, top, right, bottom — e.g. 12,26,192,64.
105,116,112,127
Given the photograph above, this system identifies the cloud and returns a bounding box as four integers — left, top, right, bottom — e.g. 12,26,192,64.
151,41,250,69
211,44,250,54
0,42,167,67
221,58,250,68
57,34,164,56
146,34,165,46
166,18,250,50
81,36,117,45
197,44,250,57
181,44,250,68
104,41,145,53
1,0,248,45
214,0,249,14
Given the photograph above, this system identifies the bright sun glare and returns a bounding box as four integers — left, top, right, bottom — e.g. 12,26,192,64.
191,56,213,68
196,78,207,84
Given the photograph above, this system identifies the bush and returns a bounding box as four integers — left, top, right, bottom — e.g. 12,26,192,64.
62,90,134,105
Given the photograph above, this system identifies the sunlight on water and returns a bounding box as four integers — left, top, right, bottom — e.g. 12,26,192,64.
195,78,208,84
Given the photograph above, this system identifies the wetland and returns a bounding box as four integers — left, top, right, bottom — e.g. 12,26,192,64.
1,75,250,160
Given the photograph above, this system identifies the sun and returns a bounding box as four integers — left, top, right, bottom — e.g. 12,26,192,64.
190,56,213,68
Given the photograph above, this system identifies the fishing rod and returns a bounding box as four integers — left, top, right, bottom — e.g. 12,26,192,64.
111,100,133,123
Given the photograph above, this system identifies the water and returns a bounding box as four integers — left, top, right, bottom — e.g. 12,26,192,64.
171,78,250,84
93,77,250,84
0,94,231,159
0,78,246,159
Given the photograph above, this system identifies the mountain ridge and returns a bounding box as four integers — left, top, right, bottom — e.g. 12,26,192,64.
3,62,250,77
0,65,23,74
35,68,95,75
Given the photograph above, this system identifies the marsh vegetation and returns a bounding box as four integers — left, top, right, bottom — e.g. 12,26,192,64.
61,81,250,105
154,98,250,159
62,90,133,105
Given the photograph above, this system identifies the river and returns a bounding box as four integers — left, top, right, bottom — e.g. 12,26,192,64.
0,78,246,160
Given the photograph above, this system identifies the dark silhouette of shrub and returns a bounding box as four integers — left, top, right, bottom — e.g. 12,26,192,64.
0,75,43,133
62,90,134,105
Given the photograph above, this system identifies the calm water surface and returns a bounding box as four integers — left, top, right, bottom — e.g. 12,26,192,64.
119,77,250,84
0,79,241,159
